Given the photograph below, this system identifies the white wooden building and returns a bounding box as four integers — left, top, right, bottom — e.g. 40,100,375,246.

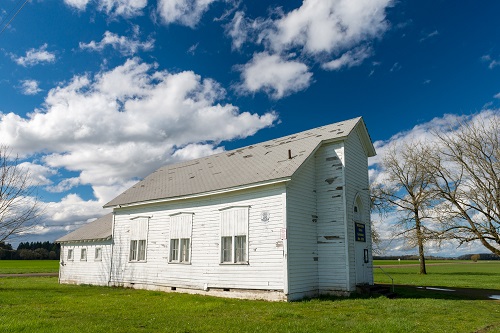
57,117,376,301
57,213,113,285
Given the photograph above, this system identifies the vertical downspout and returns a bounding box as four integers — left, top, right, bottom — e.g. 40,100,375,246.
341,144,351,291
108,211,116,286
58,243,62,283
282,187,289,299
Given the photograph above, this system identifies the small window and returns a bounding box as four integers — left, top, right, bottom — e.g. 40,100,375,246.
129,240,138,261
95,248,102,261
67,249,74,261
170,238,190,263
221,236,232,263
235,235,246,263
138,240,147,261
80,248,87,261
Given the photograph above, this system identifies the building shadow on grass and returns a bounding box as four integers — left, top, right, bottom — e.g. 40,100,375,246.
378,284,500,301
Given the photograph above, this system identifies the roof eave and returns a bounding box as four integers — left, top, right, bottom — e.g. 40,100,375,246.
57,236,112,244
104,177,292,209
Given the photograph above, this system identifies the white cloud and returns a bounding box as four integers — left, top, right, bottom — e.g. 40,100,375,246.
17,162,56,186
494,92,500,99
238,52,312,99
322,46,372,71
79,29,154,56
230,0,392,98
98,0,148,18
46,177,81,193
19,79,42,95
64,0,147,17
0,58,277,205
157,0,217,28
12,44,55,67
64,0,91,10
481,54,500,69
225,10,250,50
262,0,392,54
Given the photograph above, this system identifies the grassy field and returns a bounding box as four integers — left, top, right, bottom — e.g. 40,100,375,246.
374,260,500,289
0,260,59,274
0,260,498,332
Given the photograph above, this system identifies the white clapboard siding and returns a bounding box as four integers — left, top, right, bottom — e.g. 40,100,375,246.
59,241,112,286
109,184,286,292
314,142,349,292
285,152,318,299
344,128,374,288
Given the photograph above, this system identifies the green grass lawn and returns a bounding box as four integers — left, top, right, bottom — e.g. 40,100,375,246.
0,260,59,274
374,260,500,290
0,276,499,333
0,261,499,332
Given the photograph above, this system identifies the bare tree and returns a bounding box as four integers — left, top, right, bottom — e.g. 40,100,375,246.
428,114,500,255
372,141,437,274
0,145,41,242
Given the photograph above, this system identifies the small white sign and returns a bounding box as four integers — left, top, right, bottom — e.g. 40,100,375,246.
280,228,287,240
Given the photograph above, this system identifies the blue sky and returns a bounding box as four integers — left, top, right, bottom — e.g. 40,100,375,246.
1,0,499,255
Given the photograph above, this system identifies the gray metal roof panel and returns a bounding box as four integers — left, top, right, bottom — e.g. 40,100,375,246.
56,213,113,242
104,117,370,207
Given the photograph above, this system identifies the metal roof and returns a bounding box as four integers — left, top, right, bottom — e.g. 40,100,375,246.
104,117,375,208
56,213,113,243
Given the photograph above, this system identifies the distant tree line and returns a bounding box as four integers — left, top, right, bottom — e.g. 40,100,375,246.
374,254,500,261
0,241,60,260
457,253,500,261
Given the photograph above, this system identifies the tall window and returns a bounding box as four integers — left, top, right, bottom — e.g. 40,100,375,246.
95,247,102,261
169,213,193,263
129,217,149,262
67,248,73,261
220,207,249,264
80,248,87,261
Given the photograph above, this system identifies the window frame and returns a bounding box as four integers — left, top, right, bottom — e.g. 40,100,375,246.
219,206,249,265
80,248,87,261
95,247,102,261
168,213,193,264
67,248,74,261
128,216,149,263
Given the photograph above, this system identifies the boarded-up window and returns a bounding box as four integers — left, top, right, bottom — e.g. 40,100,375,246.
129,217,149,262
67,248,73,261
169,213,193,263
220,207,249,264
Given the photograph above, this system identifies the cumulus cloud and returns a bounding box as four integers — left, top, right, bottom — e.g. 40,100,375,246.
12,44,55,67
17,162,56,186
19,79,42,95
263,0,392,54
322,46,372,71
157,0,217,28
228,0,392,98
0,58,277,204
238,52,312,99
79,29,154,56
